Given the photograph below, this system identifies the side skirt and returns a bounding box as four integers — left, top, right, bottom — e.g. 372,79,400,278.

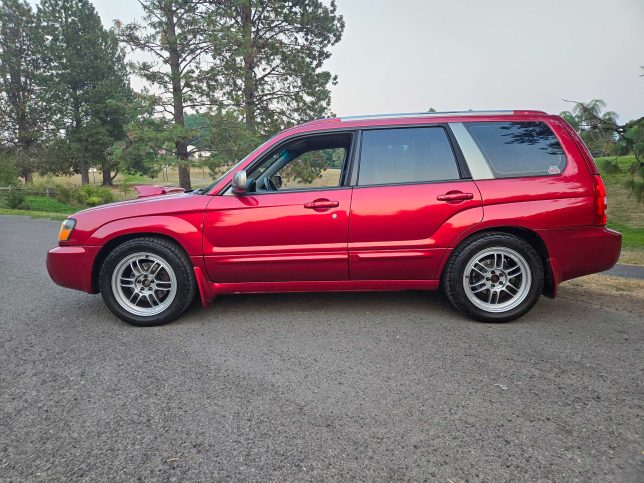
192,269,439,308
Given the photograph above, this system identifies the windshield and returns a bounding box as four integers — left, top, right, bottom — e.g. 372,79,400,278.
194,136,276,195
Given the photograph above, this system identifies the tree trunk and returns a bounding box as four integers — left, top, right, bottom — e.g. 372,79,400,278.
72,94,90,185
80,160,89,185
165,4,191,190
178,156,191,190
241,1,255,129
102,165,113,186
20,167,33,184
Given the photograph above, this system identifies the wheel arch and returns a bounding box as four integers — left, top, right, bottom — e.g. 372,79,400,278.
90,232,191,294
441,225,555,297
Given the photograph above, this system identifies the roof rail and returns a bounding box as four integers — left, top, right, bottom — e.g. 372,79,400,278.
338,110,546,121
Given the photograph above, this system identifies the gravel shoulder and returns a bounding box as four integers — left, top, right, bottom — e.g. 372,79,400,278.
1,216,642,481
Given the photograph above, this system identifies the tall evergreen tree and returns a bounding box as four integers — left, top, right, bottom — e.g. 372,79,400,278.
204,0,344,133
0,0,44,182
37,0,130,185
85,31,133,186
118,0,212,189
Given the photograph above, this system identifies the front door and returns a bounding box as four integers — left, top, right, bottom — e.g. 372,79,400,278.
348,126,483,280
203,132,354,283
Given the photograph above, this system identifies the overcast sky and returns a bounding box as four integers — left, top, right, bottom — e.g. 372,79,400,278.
44,0,644,122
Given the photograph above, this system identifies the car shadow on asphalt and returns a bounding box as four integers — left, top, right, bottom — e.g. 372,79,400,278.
174,289,543,328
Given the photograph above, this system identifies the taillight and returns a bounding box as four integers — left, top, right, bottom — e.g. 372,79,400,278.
592,175,607,226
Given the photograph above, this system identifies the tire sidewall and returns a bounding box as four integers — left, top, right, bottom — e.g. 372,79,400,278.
100,240,192,326
446,234,544,322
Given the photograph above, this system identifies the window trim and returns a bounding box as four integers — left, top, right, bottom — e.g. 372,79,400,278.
217,130,357,196
355,124,470,188
462,120,569,180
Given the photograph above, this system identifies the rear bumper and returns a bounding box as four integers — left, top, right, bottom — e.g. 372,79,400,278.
46,246,100,293
538,226,621,289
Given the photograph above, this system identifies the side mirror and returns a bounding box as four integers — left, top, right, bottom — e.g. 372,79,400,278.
232,170,248,194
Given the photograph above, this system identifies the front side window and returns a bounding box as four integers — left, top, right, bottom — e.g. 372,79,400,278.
247,133,351,192
465,121,566,178
358,127,460,186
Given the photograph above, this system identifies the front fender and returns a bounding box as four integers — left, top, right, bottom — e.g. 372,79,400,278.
87,214,204,256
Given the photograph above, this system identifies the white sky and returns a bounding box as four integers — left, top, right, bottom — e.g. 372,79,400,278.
32,0,644,122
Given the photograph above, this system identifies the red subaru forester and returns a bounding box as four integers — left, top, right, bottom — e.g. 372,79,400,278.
47,110,621,326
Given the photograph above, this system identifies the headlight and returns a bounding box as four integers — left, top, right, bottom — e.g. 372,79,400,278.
58,218,76,242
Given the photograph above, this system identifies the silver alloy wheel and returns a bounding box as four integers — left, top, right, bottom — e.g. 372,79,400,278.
462,247,532,313
111,252,177,317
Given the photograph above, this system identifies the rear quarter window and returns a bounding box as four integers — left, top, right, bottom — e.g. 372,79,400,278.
465,121,566,178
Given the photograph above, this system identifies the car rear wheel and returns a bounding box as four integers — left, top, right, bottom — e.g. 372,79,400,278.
443,233,544,322
99,237,195,326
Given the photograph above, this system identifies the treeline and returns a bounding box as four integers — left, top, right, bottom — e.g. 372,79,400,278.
0,0,344,189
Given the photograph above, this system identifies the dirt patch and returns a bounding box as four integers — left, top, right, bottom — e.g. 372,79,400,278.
619,248,644,266
558,273,644,316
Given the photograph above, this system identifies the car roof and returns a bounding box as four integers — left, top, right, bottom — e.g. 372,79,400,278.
282,110,555,136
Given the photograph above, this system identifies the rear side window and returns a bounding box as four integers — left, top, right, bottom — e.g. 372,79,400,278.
358,127,460,186
465,121,566,178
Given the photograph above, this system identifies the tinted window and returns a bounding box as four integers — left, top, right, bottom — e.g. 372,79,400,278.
465,122,566,178
358,127,460,186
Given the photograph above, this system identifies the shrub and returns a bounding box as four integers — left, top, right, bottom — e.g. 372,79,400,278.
6,190,29,210
76,185,114,206
0,160,18,186
31,178,78,204
55,183,77,204
85,196,102,206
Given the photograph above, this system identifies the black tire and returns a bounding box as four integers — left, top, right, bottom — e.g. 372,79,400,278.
443,232,544,323
99,237,196,326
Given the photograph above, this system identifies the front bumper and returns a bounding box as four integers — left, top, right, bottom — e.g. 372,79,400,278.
46,246,100,293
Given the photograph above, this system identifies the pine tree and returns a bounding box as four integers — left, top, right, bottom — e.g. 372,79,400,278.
118,0,212,190
37,0,130,185
204,0,344,133
0,0,44,183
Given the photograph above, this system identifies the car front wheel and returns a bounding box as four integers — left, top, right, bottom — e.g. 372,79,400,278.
443,233,544,322
99,237,196,326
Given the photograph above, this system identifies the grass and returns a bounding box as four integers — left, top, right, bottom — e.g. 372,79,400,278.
24,195,78,214
607,221,644,248
595,155,643,263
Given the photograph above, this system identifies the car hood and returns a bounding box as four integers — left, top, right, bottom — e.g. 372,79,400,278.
76,192,193,215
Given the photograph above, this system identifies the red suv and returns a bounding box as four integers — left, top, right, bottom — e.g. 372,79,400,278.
47,110,621,326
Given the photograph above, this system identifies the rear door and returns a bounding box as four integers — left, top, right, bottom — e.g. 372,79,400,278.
348,126,483,280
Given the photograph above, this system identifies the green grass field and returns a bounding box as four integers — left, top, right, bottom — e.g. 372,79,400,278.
595,156,643,253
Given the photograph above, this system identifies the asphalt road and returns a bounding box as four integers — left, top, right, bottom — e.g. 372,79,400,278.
1,215,642,481
604,263,644,280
